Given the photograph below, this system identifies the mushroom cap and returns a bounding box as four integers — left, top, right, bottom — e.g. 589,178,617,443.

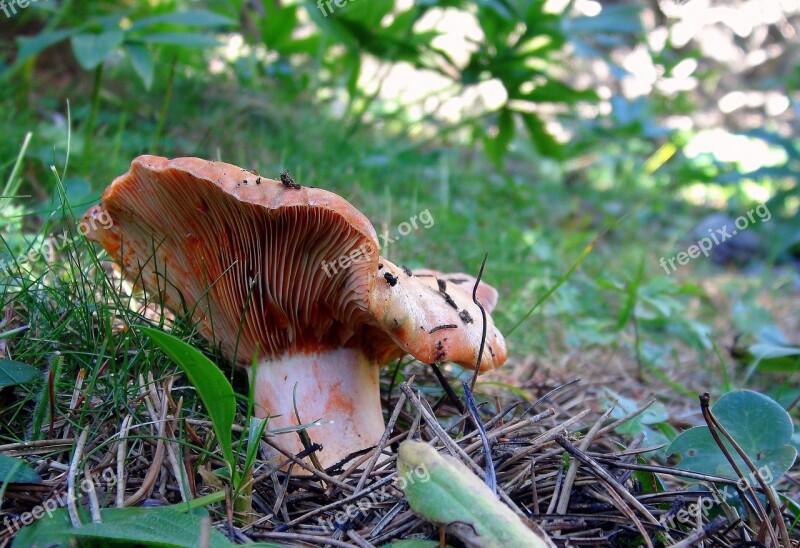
84,155,506,371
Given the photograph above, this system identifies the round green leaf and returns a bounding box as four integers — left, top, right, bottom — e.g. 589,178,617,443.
667,390,797,483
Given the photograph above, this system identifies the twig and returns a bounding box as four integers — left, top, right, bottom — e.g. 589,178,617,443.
468,253,488,392
430,363,465,414
700,393,788,547
84,465,101,523
556,404,616,515
672,516,728,547
115,415,132,508
462,382,496,493
355,392,407,493
67,428,89,528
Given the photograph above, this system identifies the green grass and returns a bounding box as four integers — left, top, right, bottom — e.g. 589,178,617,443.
0,48,798,543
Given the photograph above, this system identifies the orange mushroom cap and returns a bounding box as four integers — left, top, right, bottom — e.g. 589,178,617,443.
84,155,506,372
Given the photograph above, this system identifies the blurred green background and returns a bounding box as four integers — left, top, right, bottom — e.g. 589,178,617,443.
1,0,798,403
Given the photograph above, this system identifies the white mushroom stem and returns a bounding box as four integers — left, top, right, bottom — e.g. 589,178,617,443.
247,349,385,470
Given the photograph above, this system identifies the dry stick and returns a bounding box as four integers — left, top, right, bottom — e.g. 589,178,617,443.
286,474,397,528
369,502,406,539
671,516,728,548
398,383,524,517
115,415,133,508
260,438,354,491
554,435,661,527
555,405,617,515
257,532,356,547
594,398,656,438
585,486,655,548
545,468,564,515
355,392,407,493
347,529,377,548
84,465,101,523
462,382,496,494
591,458,751,486
524,378,582,414
145,373,189,503
530,459,540,514
461,409,556,454
430,363,465,414
67,428,89,528
700,393,789,548
124,381,168,507
144,375,187,503
493,410,591,472
468,253,489,392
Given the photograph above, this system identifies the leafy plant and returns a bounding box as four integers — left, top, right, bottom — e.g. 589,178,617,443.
13,500,248,548
668,390,797,482
0,359,41,389
397,440,554,548
601,388,677,458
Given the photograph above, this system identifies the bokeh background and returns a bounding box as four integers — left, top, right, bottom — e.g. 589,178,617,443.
1,0,799,423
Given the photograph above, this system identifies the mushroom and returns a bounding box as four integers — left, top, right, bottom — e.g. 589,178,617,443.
83,156,507,469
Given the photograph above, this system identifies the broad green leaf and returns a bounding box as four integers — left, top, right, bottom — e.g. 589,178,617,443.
124,43,154,89
0,454,41,484
0,359,41,388
667,390,797,483
140,327,236,474
261,3,299,51
134,32,221,47
13,507,233,548
15,29,77,64
519,111,563,159
483,108,515,169
131,9,234,31
71,29,125,70
397,441,555,548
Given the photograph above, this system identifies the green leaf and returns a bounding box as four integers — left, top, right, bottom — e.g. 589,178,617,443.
131,9,235,31
15,29,77,65
71,29,125,70
667,390,797,483
261,3,299,51
0,454,41,484
0,359,41,388
124,43,154,89
519,111,563,159
397,441,554,548
483,108,515,169
139,327,236,475
13,507,233,548
134,33,221,47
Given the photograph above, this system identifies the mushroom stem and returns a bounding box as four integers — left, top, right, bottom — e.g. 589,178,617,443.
247,349,385,470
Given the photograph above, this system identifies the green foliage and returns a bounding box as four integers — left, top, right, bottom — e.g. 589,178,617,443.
668,390,797,482
0,359,41,388
139,327,237,480
0,454,41,484
397,440,553,548
12,7,233,88
14,506,237,548
601,388,677,458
